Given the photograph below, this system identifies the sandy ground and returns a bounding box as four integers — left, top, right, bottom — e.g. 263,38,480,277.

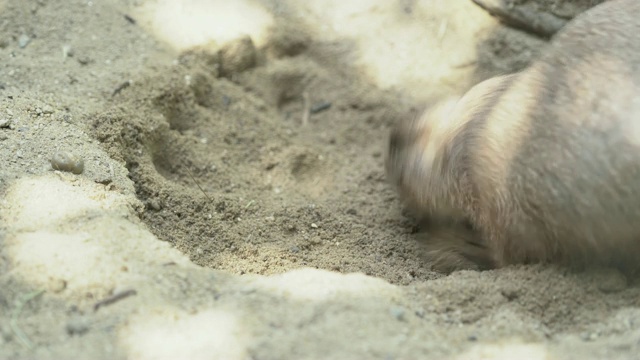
2,0,640,359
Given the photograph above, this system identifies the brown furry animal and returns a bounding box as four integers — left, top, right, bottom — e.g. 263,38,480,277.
386,0,640,274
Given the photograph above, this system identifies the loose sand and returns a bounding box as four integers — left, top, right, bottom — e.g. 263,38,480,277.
2,0,639,359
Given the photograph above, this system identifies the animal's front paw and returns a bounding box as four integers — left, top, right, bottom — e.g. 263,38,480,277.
417,225,496,274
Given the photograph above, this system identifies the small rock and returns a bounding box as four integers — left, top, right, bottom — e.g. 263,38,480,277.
219,35,257,76
311,223,318,228
94,174,113,185
50,151,84,174
66,315,90,336
582,267,628,293
77,56,93,65
51,278,67,293
18,34,31,48
594,268,628,293
62,45,74,58
308,236,322,245
0,118,11,128
267,25,310,58
580,332,599,341
290,246,300,253
42,105,54,114
148,199,162,211
390,306,406,321
500,287,520,301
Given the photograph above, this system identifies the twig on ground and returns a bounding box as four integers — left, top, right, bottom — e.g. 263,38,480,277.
93,289,137,312
310,102,332,114
471,0,568,38
112,80,132,97
183,165,213,203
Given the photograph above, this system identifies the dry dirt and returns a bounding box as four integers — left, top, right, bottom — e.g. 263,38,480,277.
2,0,640,359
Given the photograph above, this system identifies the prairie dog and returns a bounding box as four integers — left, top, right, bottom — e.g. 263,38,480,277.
386,0,640,273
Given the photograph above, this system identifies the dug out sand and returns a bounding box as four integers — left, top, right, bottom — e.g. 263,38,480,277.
1,0,639,359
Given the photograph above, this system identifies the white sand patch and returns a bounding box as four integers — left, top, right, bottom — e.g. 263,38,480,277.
120,307,248,360
2,174,133,233
454,341,551,360
1,174,192,297
135,0,274,51
252,267,399,302
281,0,497,100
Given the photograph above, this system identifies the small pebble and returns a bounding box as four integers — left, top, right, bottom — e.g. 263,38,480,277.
311,223,318,228
42,105,54,114
580,332,599,341
51,151,84,174
267,25,309,57
584,267,628,293
51,278,67,293
77,56,93,65
596,268,628,293
0,118,11,128
18,34,31,48
94,174,113,185
390,306,406,321
62,45,74,58
308,236,322,245
148,199,162,211
66,315,90,336
219,36,257,76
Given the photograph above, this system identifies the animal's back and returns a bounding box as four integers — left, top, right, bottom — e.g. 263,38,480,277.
475,0,640,268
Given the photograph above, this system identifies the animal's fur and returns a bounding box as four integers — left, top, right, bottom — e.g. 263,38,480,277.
386,0,640,273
